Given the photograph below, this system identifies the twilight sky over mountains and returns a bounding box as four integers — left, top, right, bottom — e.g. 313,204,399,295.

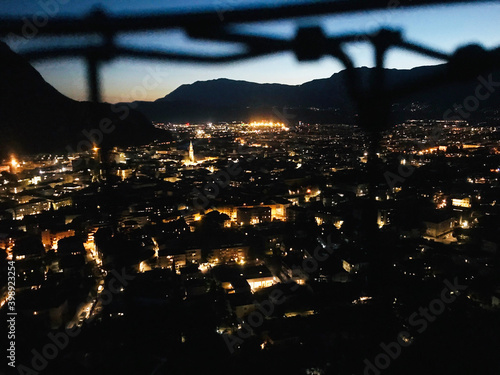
1,0,499,102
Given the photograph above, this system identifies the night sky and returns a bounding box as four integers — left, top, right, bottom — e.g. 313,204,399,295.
1,0,499,102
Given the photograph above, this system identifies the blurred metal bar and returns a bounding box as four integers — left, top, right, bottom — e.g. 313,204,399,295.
17,31,452,65
397,40,450,61
87,57,101,103
0,0,497,37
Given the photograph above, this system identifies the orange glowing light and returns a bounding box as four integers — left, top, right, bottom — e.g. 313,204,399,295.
10,156,19,168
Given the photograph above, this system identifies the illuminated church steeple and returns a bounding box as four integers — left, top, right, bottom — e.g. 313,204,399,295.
189,141,195,163
182,139,213,167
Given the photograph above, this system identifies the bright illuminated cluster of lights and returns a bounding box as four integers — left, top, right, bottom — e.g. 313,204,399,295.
452,198,471,208
437,199,447,209
245,121,289,130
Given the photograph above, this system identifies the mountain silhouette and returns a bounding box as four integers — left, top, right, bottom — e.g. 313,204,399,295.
131,65,500,126
0,41,169,158
2,39,499,158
